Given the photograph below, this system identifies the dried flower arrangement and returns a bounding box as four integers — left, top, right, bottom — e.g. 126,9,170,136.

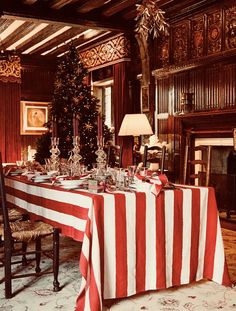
135,0,169,40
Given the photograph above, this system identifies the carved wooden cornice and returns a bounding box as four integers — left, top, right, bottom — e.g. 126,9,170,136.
152,48,236,78
80,34,131,70
154,3,236,78
0,56,21,83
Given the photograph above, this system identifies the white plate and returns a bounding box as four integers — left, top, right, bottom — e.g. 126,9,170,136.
33,175,51,182
33,179,50,183
10,169,24,175
59,179,84,187
61,185,81,190
47,170,58,177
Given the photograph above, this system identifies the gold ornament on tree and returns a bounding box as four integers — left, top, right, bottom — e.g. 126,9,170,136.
55,79,63,89
72,96,79,105
135,0,169,41
85,122,93,131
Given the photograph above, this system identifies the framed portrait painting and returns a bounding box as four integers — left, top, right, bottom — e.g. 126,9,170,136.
20,101,49,135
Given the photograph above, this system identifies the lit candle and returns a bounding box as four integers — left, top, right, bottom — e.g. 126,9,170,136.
75,114,79,136
52,117,55,137
73,114,76,137
54,117,57,137
97,113,103,138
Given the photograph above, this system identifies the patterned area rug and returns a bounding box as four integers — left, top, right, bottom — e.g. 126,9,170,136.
0,229,235,311
0,236,82,310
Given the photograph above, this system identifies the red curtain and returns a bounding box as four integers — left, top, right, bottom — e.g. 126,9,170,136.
113,62,133,167
0,82,21,163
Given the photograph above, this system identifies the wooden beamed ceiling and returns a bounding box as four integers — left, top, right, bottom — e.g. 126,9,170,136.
0,0,220,59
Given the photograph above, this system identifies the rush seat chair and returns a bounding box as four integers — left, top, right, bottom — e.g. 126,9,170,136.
0,152,60,299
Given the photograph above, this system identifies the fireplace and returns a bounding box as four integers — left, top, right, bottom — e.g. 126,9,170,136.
179,109,236,216
195,138,233,174
194,137,236,215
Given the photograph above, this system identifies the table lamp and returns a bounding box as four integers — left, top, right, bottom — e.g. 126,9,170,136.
118,113,153,151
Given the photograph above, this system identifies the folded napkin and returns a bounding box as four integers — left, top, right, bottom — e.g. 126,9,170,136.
134,173,168,196
149,174,168,196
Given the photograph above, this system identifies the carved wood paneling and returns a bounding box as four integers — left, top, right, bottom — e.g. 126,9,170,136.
205,64,220,109
155,59,236,116
172,21,189,63
21,64,55,101
225,5,236,50
222,62,236,108
173,72,190,113
158,119,168,135
154,3,235,68
156,77,169,113
80,35,131,70
190,15,205,59
189,68,205,111
159,37,170,67
207,10,222,55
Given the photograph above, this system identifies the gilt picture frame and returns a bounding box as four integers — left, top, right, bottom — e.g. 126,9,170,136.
20,101,49,135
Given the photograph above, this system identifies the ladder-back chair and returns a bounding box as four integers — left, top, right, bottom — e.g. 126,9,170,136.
0,152,60,298
183,145,212,186
143,145,166,174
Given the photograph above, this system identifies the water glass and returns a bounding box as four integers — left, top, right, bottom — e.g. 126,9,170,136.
127,165,136,183
116,168,126,189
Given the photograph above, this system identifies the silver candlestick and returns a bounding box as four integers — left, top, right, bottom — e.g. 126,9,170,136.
68,136,82,177
50,137,60,172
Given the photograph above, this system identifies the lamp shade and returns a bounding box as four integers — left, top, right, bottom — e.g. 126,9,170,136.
118,113,153,136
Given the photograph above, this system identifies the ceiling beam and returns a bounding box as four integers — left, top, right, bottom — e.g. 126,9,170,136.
0,19,13,35
76,0,106,14
102,0,136,17
29,27,85,55
164,0,219,20
1,21,37,49
0,0,133,32
16,24,64,53
23,0,38,4
50,0,78,10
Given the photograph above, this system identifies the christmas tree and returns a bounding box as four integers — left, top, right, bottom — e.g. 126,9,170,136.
35,44,112,167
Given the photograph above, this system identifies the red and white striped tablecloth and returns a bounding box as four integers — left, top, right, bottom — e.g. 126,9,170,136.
5,177,232,311
76,185,232,311
5,176,92,241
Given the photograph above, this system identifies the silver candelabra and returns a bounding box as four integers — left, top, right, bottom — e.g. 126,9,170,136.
95,136,107,177
68,136,82,176
50,137,60,172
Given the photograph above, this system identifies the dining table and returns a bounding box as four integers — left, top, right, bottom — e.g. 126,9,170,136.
4,175,232,311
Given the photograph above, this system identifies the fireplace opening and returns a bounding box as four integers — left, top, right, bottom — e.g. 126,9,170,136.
195,138,236,216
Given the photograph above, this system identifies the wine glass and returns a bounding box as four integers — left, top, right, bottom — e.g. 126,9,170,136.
127,165,136,184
